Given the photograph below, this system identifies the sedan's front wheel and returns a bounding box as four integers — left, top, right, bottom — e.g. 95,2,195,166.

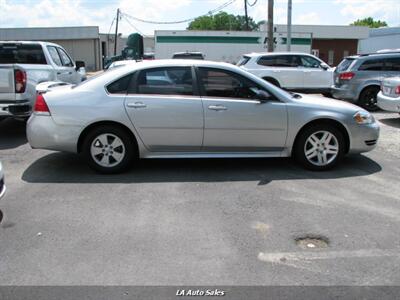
294,124,345,171
83,125,136,174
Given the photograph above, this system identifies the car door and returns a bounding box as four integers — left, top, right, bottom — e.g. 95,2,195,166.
299,55,332,89
197,67,287,152
124,66,204,152
56,47,76,83
47,46,70,82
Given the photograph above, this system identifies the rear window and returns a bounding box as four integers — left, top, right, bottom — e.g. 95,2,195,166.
336,58,354,72
237,56,250,66
0,43,47,64
172,53,204,60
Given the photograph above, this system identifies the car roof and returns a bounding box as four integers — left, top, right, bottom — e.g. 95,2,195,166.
0,40,61,47
243,52,315,57
346,52,400,60
173,52,203,55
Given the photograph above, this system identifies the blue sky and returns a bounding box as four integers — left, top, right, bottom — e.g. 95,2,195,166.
1,0,399,35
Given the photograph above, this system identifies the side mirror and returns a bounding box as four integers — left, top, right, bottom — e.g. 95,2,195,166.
320,63,329,70
75,60,85,71
254,89,273,102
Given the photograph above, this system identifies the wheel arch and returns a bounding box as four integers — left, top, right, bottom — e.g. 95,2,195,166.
357,83,381,100
292,118,350,156
77,120,139,155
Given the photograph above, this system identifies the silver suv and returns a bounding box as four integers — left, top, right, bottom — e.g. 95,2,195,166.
331,52,400,111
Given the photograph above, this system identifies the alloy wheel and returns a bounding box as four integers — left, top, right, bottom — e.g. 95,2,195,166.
304,131,339,166
90,133,126,168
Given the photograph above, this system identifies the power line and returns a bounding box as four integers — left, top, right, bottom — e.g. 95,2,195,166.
247,0,258,7
122,15,147,37
107,17,116,35
121,0,237,25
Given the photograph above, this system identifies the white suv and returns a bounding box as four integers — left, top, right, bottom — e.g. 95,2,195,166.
238,52,334,94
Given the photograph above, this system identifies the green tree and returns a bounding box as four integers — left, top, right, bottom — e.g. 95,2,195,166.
351,17,387,28
187,12,259,31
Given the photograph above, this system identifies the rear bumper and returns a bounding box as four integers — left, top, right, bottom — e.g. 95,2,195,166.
331,86,357,102
27,114,81,153
0,100,31,117
377,93,400,113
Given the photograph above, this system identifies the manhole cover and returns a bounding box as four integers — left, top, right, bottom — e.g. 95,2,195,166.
295,235,329,249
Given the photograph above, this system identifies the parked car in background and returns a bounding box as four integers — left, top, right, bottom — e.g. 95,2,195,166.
238,52,333,95
27,60,379,174
0,41,86,119
331,52,400,111
143,53,155,60
378,76,400,113
172,52,204,60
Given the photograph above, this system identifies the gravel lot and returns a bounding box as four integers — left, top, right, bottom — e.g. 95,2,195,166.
0,111,399,285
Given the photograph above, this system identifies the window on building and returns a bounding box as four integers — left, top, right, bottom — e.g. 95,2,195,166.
328,50,334,65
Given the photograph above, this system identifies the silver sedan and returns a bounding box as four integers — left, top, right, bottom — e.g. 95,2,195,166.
27,60,379,173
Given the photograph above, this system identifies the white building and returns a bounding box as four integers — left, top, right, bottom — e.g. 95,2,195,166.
358,27,400,54
155,25,369,66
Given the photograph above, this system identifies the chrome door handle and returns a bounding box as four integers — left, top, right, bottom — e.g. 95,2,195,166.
127,102,147,108
208,105,227,111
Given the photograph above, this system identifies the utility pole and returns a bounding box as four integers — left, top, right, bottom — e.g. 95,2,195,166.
244,0,249,30
114,8,120,56
287,0,292,51
267,0,274,52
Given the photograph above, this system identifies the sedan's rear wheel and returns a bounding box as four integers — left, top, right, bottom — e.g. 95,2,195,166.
83,125,135,174
294,124,345,171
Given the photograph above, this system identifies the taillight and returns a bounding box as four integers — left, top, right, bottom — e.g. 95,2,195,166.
14,69,27,93
339,72,355,80
34,93,51,115
395,86,400,95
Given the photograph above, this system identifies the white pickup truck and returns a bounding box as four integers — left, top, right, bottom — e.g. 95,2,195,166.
0,41,85,119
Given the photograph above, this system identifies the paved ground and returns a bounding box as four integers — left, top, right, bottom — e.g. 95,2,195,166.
0,111,399,285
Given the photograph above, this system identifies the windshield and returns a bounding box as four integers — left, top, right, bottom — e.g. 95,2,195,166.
237,56,250,66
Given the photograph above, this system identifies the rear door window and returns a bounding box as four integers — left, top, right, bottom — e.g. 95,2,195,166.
358,59,385,71
107,74,133,94
136,67,194,95
257,55,300,67
0,43,47,64
300,56,321,68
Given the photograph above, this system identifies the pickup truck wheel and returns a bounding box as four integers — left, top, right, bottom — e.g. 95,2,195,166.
82,125,135,174
358,86,380,112
294,124,345,171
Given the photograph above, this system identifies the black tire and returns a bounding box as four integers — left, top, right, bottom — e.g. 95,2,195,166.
82,125,136,174
294,124,345,171
358,86,380,112
263,77,281,88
